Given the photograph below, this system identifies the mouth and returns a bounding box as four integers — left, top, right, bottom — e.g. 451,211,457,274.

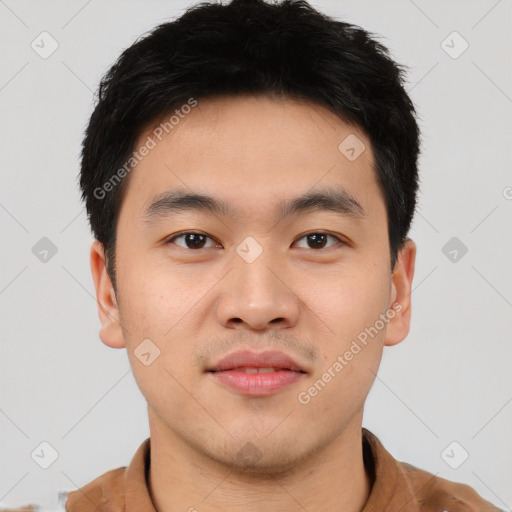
206,349,309,374
209,367,306,374
208,368,306,396
206,350,309,396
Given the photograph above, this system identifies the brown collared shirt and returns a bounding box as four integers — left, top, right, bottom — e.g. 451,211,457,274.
56,428,504,511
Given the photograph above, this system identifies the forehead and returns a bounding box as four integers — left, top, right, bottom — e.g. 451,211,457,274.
119,94,385,226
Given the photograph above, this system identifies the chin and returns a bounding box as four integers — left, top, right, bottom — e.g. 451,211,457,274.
204,435,315,477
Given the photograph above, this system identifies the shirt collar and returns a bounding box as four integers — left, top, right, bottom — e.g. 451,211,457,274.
66,428,421,512
123,428,420,512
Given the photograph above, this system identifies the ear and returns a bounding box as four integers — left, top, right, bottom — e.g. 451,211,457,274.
383,238,417,347
90,240,126,349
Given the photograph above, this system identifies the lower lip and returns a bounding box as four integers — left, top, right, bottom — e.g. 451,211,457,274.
209,369,305,396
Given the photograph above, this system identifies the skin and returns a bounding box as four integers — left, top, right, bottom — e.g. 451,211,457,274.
90,94,416,512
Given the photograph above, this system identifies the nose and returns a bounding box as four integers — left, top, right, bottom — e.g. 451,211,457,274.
215,248,300,332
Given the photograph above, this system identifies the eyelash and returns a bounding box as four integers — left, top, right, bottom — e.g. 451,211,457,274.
164,231,346,251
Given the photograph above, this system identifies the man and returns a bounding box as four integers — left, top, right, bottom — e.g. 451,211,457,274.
48,0,505,510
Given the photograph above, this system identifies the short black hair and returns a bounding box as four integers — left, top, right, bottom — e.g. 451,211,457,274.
80,0,421,290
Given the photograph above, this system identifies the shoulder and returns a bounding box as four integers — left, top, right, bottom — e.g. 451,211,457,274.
362,428,505,512
0,467,128,512
64,467,126,512
399,461,505,512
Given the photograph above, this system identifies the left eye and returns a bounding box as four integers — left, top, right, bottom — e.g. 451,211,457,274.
293,232,343,250
166,231,343,250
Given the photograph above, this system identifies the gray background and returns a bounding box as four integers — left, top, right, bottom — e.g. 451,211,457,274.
0,0,511,510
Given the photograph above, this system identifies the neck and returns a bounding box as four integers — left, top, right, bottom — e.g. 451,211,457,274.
147,411,372,512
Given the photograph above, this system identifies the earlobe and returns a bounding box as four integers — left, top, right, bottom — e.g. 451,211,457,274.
90,240,126,349
384,238,417,347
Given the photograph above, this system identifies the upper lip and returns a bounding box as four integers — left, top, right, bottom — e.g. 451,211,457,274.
207,349,309,373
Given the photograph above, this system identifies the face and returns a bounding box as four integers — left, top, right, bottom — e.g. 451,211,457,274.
91,94,416,473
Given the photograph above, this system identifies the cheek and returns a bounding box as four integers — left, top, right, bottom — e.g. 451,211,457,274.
295,263,391,337
117,261,204,374
117,256,193,332
295,262,390,400
117,265,197,407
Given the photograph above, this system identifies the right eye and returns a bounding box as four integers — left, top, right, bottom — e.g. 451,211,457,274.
165,231,221,250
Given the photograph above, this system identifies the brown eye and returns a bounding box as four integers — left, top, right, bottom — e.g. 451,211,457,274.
166,232,218,249
293,232,343,250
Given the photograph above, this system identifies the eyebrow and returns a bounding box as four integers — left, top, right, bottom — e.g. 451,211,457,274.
142,186,367,224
